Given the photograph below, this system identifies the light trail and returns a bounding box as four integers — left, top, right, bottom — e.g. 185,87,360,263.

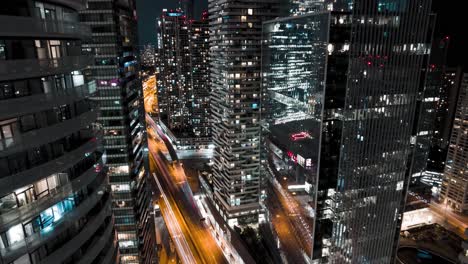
153,172,197,264
271,177,314,247
147,131,228,264
194,194,244,264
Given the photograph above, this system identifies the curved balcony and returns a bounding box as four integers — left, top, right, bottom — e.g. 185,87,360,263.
460,254,468,264
45,0,87,11
0,188,110,263
0,15,91,39
75,219,115,264
0,84,92,120
0,56,93,82
0,164,105,232
39,209,112,264
0,136,101,195
0,109,98,157
101,237,119,264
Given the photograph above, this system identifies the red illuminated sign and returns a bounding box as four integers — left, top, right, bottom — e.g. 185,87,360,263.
291,132,311,141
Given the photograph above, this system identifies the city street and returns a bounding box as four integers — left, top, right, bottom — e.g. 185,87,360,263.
269,173,314,253
147,124,228,264
429,202,468,238
268,191,309,264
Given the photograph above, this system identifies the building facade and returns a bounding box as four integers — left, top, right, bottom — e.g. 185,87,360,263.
208,0,283,225
140,44,155,69
190,11,211,138
0,0,116,263
262,11,329,258
157,9,192,136
180,0,194,19
428,67,464,172
157,9,211,149
262,0,433,262
79,1,151,263
440,73,468,214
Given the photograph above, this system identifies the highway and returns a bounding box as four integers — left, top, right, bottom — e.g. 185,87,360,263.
146,117,228,264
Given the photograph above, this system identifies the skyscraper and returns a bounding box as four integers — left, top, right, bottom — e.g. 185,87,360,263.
409,16,438,181
208,0,283,225
157,9,192,137
189,11,211,139
157,9,211,149
0,1,116,263
180,0,194,19
262,0,433,262
428,67,463,172
79,1,151,263
140,44,155,69
440,73,468,214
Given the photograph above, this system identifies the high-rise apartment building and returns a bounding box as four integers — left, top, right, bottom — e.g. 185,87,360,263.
157,9,192,135
262,0,433,262
190,11,211,138
208,0,283,225
140,44,155,68
157,9,211,148
440,73,468,214
79,1,151,263
0,1,116,263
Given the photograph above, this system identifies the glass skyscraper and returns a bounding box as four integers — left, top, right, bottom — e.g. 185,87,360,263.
262,11,329,257
262,0,434,262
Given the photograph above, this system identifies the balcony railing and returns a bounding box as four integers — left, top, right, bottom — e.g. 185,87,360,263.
0,15,90,39
0,56,93,82
0,82,95,120
45,0,87,11
0,110,98,156
0,135,102,194
0,188,110,263
0,164,106,231
37,198,112,263
75,219,115,264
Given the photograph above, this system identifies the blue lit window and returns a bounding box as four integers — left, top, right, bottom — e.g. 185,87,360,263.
378,0,407,12
40,208,54,228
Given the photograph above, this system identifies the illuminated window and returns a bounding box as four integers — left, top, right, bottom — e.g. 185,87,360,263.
6,224,24,245
247,9,253,15
111,184,131,192
396,181,404,191
119,240,136,248
327,44,334,54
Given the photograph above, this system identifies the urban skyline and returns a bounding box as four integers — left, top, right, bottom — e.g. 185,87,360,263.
1,0,467,264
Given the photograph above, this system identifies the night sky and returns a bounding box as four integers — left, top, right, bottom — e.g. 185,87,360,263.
136,0,466,68
431,0,466,69
136,0,208,47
